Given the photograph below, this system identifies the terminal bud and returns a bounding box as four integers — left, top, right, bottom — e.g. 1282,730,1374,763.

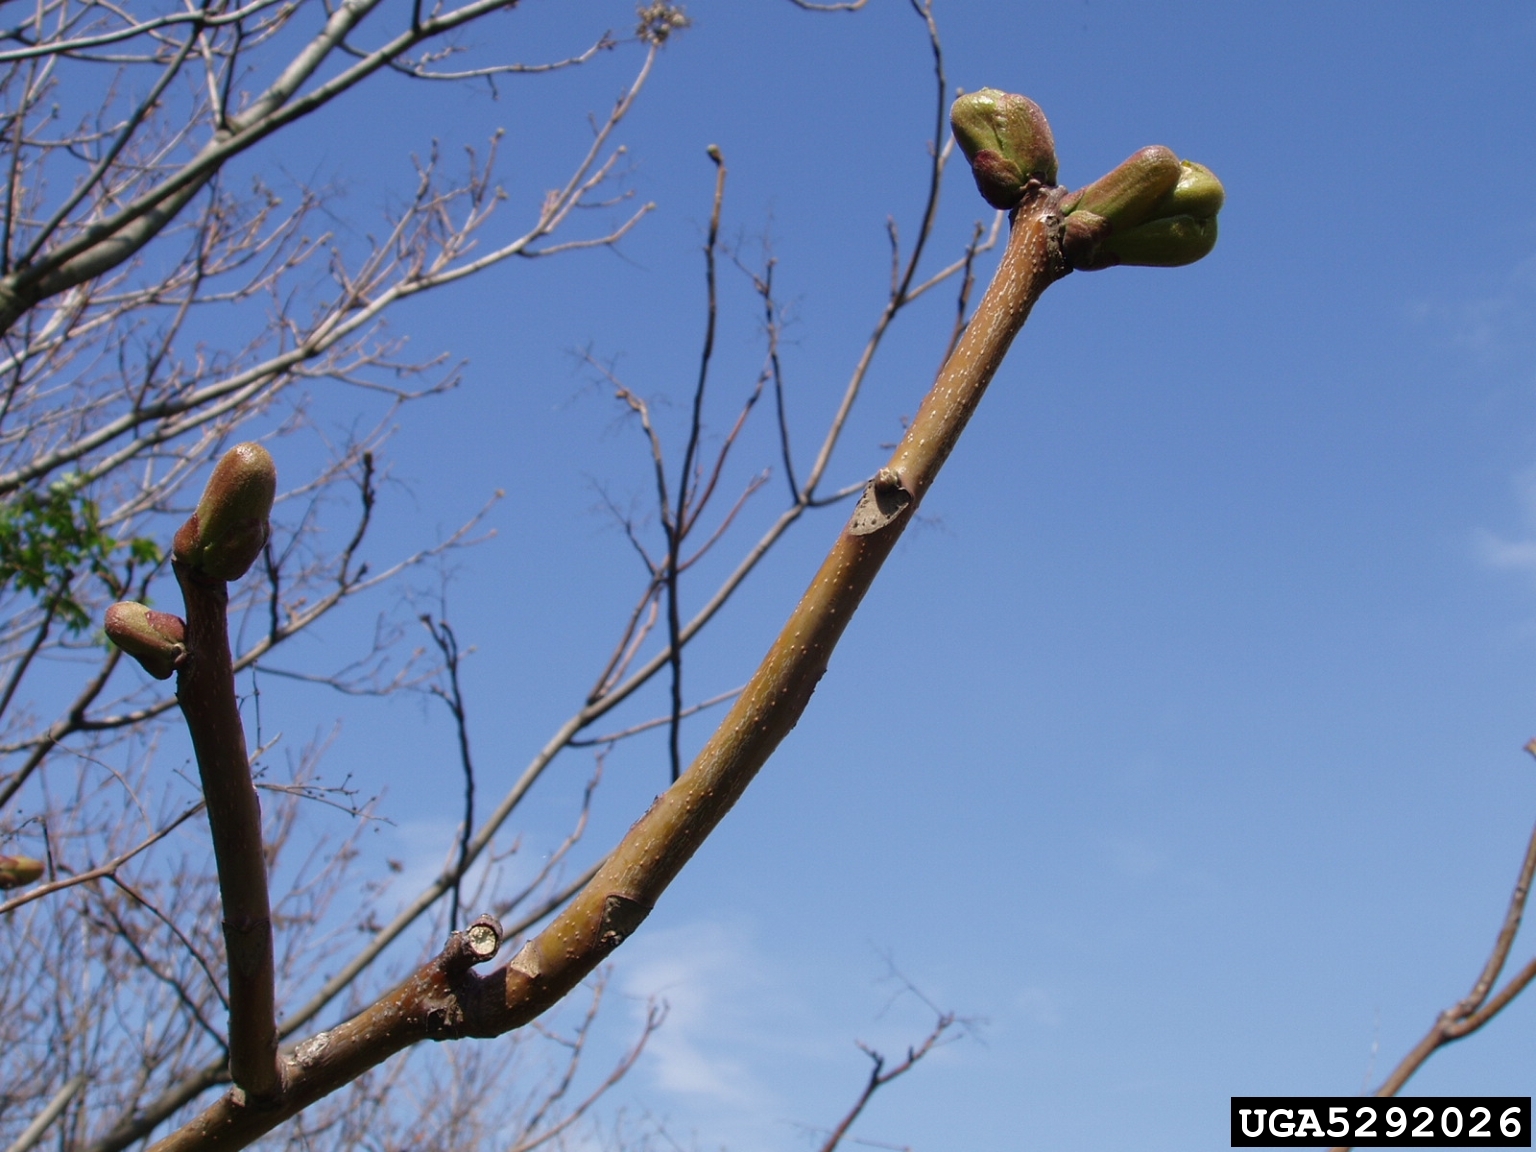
173,443,276,582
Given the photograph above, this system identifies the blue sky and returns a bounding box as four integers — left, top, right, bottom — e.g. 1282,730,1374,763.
236,2,1536,1148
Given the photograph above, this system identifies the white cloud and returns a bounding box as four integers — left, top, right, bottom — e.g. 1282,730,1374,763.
1410,250,1536,365
1473,528,1536,574
1015,984,1065,1029
619,919,788,1113
1475,467,1536,578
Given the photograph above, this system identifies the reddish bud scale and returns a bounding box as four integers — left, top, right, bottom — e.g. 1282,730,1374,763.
105,601,187,680
174,443,276,581
950,88,1058,210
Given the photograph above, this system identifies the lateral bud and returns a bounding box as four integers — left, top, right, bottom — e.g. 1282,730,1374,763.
104,602,187,680
950,88,1058,210
0,854,44,889
172,443,276,582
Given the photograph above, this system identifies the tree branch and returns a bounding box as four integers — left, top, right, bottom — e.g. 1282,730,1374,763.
141,182,1072,1152
173,562,281,1103
1331,750,1536,1145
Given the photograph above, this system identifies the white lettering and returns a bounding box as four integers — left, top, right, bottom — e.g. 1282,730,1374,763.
1328,1107,1349,1138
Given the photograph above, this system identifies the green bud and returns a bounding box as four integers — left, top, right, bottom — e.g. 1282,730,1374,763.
0,854,44,889
1063,146,1181,231
105,601,187,680
1148,159,1224,221
173,443,276,582
950,88,1058,210
1096,213,1219,268
1065,152,1224,271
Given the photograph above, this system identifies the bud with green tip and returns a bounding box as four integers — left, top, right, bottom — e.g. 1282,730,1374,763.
1148,159,1224,220
0,854,44,889
172,443,276,582
950,88,1058,210
105,601,187,680
1065,153,1224,271
1063,146,1182,231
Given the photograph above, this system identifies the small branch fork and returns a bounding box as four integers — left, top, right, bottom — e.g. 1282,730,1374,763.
816,1013,956,1152
142,171,1075,1152
589,0,995,791
0,0,659,339
1329,742,1536,1152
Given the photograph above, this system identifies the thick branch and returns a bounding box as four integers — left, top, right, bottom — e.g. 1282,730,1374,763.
481,189,1067,1034
145,189,1069,1152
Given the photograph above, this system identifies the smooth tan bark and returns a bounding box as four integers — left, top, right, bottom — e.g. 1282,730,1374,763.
147,185,1071,1152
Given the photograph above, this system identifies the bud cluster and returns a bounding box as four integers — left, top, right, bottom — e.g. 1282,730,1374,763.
102,443,279,679
949,88,1224,270
1062,149,1224,270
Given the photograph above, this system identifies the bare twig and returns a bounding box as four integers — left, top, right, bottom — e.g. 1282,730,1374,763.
3,1074,87,1152
787,0,872,11
817,1014,956,1152
665,145,727,783
0,803,203,915
1330,747,1536,1152
422,615,476,931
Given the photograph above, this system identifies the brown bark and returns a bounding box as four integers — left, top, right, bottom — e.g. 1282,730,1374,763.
174,563,281,1105
147,184,1071,1152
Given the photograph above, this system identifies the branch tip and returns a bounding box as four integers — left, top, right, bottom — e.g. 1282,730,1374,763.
174,443,277,582
1064,150,1224,271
